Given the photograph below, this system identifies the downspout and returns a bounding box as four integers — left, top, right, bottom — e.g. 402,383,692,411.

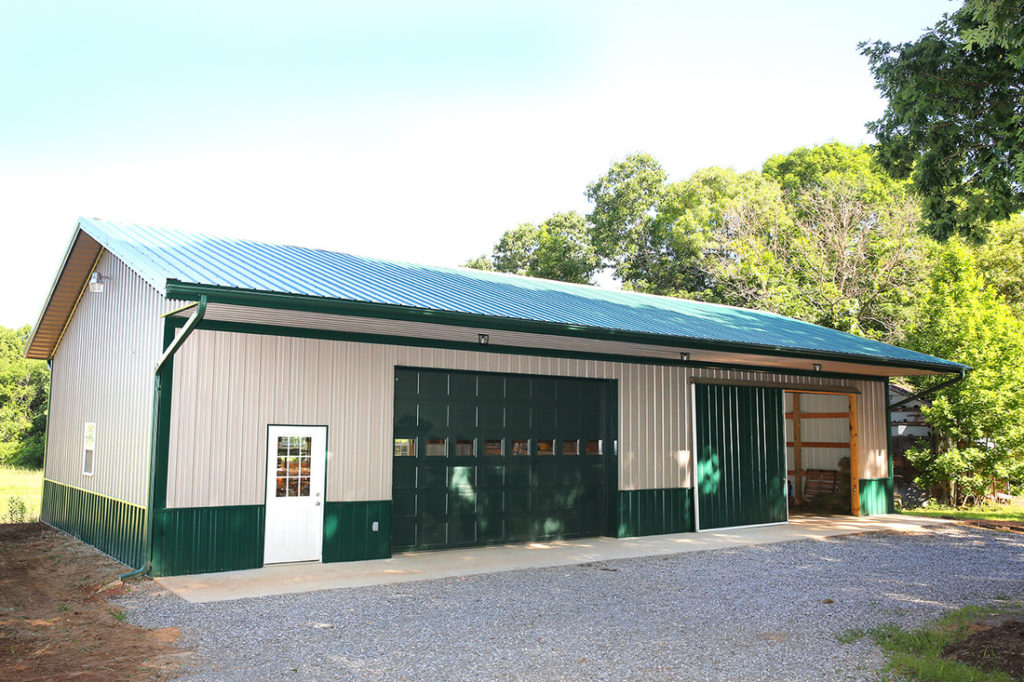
120,295,207,581
889,369,968,410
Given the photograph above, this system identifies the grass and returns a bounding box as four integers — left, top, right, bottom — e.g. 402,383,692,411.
0,465,44,522
837,602,1023,681
902,504,1024,523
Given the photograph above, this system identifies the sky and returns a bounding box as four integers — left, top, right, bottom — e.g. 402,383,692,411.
0,0,954,328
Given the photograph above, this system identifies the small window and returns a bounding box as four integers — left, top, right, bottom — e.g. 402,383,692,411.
82,422,96,476
275,435,312,497
585,439,602,456
393,438,415,457
562,440,579,455
537,439,554,455
455,439,475,456
511,439,530,456
483,439,502,456
426,438,447,456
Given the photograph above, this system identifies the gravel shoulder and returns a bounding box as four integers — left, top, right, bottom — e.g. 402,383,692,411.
117,526,1024,681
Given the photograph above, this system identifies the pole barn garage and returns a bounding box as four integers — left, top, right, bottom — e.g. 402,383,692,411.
26,218,966,577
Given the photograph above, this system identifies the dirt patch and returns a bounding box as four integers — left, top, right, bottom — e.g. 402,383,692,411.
955,518,1024,534
0,523,187,680
942,617,1024,678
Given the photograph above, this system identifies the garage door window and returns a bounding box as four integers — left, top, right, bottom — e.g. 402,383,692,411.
585,440,602,455
456,439,474,456
512,439,529,456
483,439,502,455
537,439,554,455
563,440,579,455
394,438,415,457
426,438,447,456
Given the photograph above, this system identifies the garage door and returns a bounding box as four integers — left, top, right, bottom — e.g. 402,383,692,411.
695,383,787,530
392,368,613,552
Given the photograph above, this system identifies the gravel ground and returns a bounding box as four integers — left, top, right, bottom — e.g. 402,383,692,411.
118,526,1024,681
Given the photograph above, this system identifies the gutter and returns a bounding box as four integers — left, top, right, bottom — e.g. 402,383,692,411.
889,369,968,410
120,295,206,581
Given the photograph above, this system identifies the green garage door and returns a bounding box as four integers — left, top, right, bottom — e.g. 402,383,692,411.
695,383,787,530
392,368,613,552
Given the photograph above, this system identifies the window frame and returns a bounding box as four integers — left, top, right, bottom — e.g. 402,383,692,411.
82,422,96,476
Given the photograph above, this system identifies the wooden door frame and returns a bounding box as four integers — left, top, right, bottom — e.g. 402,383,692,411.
784,390,859,516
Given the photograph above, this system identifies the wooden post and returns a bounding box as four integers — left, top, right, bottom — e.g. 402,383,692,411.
792,393,803,503
849,394,860,516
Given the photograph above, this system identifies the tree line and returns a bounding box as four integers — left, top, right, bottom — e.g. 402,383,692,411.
0,326,48,469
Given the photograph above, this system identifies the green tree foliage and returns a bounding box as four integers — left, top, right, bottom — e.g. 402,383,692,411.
0,326,49,469
762,141,912,208
470,144,930,344
904,240,1024,503
975,213,1024,315
861,0,1024,240
722,178,931,343
584,153,669,286
466,211,599,284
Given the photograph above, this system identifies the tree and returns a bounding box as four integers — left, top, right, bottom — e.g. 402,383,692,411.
471,144,931,344
975,213,1024,315
861,0,1024,240
648,166,792,299
720,178,931,343
0,326,49,469
466,211,599,284
584,153,669,284
904,240,1024,503
762,141,912,209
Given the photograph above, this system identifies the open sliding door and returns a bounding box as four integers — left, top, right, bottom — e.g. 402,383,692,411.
694,383,787,530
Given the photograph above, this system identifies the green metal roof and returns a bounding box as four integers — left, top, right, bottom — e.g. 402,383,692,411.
74,217,964,373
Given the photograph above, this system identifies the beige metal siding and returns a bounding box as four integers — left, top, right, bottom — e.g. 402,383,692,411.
856,379,889,479
44,251,172,505
166,330,890,507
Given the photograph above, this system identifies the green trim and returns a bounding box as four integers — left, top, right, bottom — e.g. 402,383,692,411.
165,280,961,374
41,480,146,568
859,478,893,516
41,361,52,485
42,479,146,508
885,380,896,513
169,317,888,382
322,501,392,562
617,488,694,537
606,380,620,538
152,320,176,511
151,505,265,577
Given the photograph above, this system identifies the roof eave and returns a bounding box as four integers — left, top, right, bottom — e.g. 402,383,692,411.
24,223,103,360
164,280,969,376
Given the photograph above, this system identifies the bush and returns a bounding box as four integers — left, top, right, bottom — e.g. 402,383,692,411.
3,496,28,524
0,434,44,469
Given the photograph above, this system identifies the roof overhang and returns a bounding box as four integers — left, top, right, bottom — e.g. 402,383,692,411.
25,226,104,360
165,281,967,378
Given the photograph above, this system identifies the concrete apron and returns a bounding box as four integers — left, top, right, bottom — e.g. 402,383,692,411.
156,514,952,603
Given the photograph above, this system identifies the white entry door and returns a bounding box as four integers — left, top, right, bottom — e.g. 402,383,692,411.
264,425,326,564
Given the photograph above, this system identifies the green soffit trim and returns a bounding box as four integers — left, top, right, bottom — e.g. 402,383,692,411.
70,217,964,375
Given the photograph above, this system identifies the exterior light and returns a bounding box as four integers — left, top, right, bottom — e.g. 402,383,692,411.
812,363,822,372
478,334,489,346
680,352,690,362
89,272,108,293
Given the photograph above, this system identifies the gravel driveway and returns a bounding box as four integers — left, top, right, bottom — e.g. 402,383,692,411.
119,526,1024,681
